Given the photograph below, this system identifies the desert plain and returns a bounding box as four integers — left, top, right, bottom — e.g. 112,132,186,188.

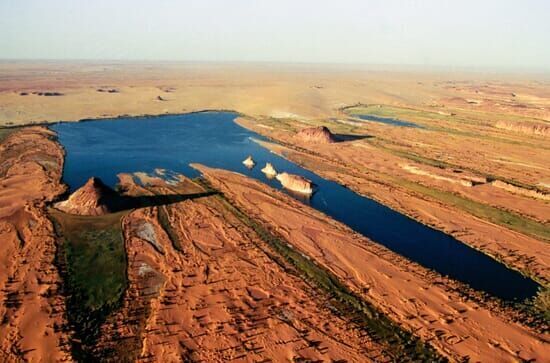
0,61,549,362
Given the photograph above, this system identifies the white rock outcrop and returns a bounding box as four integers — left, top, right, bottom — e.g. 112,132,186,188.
276,172,314,194
242,155,256,168
261,163,277,178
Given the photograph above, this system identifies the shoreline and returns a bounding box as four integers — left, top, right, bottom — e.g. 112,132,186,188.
8,108,545,287
196,164,548,361
0,108,244,128
0,121,547,361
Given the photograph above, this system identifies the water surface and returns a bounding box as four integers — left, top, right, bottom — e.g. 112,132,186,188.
51,112,539,301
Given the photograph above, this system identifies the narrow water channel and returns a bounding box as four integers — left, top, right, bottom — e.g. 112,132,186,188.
51,112,540,301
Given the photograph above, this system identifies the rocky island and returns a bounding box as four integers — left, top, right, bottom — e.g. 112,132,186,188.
276,172,314,194
261,162,277,178
242,155,256,168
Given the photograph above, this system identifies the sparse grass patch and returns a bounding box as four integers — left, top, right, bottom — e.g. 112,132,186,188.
533,287,550,321
254,117,301,132
50,209,128,360
345,104,550,149
345,104,447,125
380,146,548,193
265,140,549,243
391,176,550,242
0,127,16,143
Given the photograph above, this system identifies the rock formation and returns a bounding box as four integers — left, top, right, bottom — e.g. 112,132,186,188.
55,177,122,215
495,121,550,137
261,162,277,178
296,126,336,143
242,155,256,168
276,172,314,194
491,180,550,201
401,164,474,187
97,88,119,93
32,91,64,96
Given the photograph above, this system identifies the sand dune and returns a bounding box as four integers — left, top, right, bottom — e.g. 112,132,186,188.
94,172,388,361
195,164,548,362
0,128,71,362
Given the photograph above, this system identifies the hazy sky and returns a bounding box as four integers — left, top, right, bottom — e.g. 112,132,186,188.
1,0,549,70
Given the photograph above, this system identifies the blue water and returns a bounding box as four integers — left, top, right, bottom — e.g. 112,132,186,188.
50,112,539,302
357,114,422,128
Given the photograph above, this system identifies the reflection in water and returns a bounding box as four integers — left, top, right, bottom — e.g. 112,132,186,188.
281,188,314,204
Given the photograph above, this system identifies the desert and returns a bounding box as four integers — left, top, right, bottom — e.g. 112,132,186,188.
1,61,549,362
0,71,548,360
1,1,550,361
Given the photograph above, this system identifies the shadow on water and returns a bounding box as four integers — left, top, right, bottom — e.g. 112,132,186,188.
50,112,540,302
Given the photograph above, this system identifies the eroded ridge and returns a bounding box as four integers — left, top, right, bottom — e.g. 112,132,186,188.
236,116,550,284
0,127,72,362
194,164,549,362
96,173,389,362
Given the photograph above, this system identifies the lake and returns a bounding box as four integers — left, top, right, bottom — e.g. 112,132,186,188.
51,112,540,301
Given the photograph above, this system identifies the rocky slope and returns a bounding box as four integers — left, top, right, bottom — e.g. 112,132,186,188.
55,177,122,216
296,126,336,143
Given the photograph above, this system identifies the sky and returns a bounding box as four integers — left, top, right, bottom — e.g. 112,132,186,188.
1,0,549,70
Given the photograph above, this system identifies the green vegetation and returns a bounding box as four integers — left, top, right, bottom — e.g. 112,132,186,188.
0,127,16,143
391,176,550,242
252,117,300,132
272,142,549,243
344,103,538,127
51,209,128,360
269,112,549,241
344,104,550,149
533,287,550,321
345,104,459,126
198,180,445,362
379,145,548,194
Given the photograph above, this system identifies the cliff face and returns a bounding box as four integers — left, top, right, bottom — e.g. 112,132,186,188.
296,126,336,143
276,172,314,194
55,177,119,216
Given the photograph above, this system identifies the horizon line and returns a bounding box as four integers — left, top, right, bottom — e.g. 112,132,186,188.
1,58,549,75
